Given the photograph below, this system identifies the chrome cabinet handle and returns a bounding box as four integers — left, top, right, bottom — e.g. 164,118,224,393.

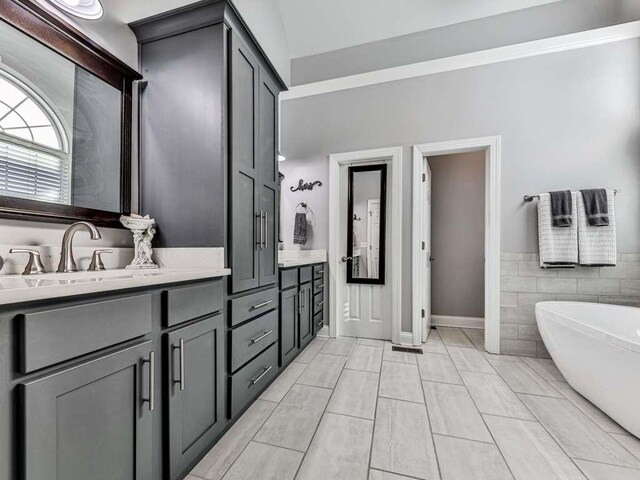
316,301,324,308
264,211,268,250
318,270,324,274
341,256,353,262
250,299,273,311
316,319,324,327
173,339,185,391
250,365,273,385
256,211,264,248
10,248,46,275
316,283,324,289
250,330,273,344
142,351,155,411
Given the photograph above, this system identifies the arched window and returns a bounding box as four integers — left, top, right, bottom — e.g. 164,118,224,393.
0,69,70,204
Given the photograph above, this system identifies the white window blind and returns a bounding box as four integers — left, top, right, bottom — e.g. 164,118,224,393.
0,140,70,204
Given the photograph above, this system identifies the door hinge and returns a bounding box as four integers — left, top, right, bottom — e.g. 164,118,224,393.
421,309,425,318
422,241,425,250
422,173,426,182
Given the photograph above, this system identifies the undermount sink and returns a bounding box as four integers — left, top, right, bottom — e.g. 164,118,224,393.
38,269,165,282
0,268,170,288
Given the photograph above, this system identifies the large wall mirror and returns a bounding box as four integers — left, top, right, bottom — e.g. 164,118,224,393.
346,164,387,285
0,0,140,227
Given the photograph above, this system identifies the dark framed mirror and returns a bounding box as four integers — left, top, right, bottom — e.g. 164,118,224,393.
346,164,387,284
0,0,141,227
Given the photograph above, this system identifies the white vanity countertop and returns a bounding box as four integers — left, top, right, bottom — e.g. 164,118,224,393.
0,267,231,306
278,249,327,268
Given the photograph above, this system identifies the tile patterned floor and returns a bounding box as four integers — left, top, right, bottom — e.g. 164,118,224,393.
189,328,640,480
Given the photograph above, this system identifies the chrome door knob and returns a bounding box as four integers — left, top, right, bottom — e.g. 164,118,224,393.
341,256,353,262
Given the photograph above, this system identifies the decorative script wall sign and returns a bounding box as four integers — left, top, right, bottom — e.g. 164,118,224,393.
290,179,322,192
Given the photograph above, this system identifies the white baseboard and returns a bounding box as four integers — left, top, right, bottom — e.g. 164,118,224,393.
316,326,330,337
431,315,485,329
399,331,414,345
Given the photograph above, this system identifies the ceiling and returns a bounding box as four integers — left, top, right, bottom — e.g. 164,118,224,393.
277,0,566,58
102,0,565,58
100,0,202,23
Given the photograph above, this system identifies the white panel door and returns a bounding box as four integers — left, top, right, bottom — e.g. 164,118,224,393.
339,165,391,340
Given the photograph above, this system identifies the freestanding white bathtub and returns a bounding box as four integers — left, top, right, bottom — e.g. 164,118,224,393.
536,301,640,437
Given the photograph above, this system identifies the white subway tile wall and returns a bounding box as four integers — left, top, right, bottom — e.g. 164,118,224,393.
500,254,640,358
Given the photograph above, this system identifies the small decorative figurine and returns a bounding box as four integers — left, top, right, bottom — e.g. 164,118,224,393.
120,214,159,269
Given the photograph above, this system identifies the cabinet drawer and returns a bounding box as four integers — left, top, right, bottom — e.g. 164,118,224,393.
279,268,298,290
19,294,152,373
229,342,278,418
313,264,325,279
230,310,279,372
164,280,223,327
299,266,312,283
313,279,324,295
230,287,278,327
313,291,324,315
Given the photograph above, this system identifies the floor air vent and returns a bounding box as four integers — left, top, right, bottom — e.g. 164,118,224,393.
391,346,423,355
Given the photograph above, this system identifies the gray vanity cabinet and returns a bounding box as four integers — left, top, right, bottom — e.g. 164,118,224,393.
132,0,285,263
230,30,261,293
230,31,280,293
278,266,324,366
137,23,226,248
165,314,225,480
21,341,154,480
299,282,313,347
279,287,298,366
258,71,280,287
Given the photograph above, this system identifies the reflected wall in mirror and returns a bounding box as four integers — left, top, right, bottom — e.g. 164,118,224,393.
0,19,121,212
347,164,387,285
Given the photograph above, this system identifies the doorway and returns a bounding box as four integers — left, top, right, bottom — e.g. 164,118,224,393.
412,137,501,353
329,147,403,343
428,152,485,329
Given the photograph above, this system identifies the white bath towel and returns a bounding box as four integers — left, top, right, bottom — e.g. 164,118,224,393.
538,192,578,267
577,189,617,266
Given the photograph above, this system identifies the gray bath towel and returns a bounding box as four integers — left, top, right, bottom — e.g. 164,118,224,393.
550,190,572,227
293,212,307,245
580,189,609,226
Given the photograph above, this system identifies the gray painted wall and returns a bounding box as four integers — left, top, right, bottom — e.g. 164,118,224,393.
429,152,485,319
291,0,620,85
281,38,640,332
620,0,640,22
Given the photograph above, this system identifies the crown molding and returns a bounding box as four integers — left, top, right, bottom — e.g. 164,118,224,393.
282,21,640,101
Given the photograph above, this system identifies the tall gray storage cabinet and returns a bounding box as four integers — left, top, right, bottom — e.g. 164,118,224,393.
132,0,285,265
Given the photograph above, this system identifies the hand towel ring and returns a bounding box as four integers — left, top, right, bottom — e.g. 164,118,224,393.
296,202,314,220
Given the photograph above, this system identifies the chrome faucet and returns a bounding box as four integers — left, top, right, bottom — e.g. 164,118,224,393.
57,221,102,273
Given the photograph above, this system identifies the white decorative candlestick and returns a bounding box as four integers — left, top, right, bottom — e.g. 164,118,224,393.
120,214,159,269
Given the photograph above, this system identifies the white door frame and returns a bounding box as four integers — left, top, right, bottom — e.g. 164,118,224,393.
329,146,403,344
412,136,502,353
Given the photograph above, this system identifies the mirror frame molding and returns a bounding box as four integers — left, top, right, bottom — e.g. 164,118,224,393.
0,0,142,228
346,163,387,285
